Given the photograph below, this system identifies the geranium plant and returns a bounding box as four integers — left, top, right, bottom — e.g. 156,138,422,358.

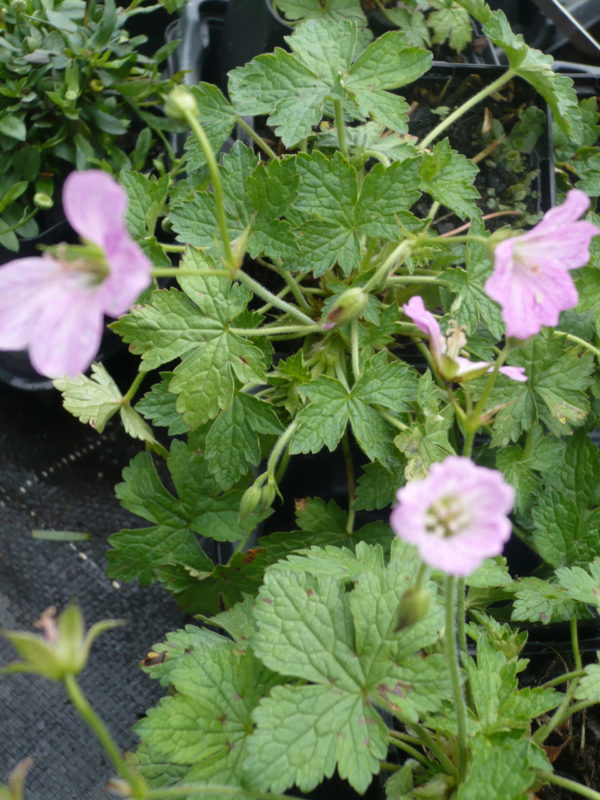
2,0,600,798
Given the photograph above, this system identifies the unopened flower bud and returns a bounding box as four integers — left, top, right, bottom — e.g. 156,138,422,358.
165,87,198,121
260,481,276,511
322,287,369,330
1,604,123,682
33,192,53,209
394,588,430,631
239,483,263,521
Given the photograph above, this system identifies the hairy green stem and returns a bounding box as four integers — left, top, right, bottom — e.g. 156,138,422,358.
179,107,236,271
122,370,147,406
444,575,468,780
552,329,600,359
542,669,585,690
255,285,293,314
230,324,321,337
363,239,413,293
535,772,600,800
235,116,278,160
420,69,516,149
378,408,410,432
257,259,312,313
236,270,315,326
64,674,145,795
151,268,230,277
157,244,186,253
266,420,298,481
388,731,432,768
407,721,459,778
334,99,348,158
533,617,581,744
341,431,355,534
462,347,508,458
386,275,448,286
350,319,360,380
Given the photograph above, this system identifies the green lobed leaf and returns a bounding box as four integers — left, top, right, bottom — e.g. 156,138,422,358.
555,558,600,609
107,442,252,585
248,543,447,793
419,139,480,219
136,373,189,436
429,5,472,53
456,734,549,800
574,660,600,704
511,577,577,624
482,9,582,142
136,645,281,789
53,362,122,434
275,0,366,22
487,336,594,446
205,393,282,490
291,354,417,463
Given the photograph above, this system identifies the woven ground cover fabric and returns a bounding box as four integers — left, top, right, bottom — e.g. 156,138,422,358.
0,381,184,800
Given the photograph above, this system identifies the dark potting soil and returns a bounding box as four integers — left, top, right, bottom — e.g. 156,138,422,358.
521,649,600,799
0,356,185,800
407,73,549,228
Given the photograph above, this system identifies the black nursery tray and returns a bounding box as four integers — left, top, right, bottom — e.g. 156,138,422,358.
412,62,556,217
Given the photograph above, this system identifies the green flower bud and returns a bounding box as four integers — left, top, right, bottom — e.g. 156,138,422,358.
165,86,198,121
33,192,53,209
89,79,104,92
322,287,369,330
394,587,430,631
1,604,123,682
260,481,276,511
239,483,263,521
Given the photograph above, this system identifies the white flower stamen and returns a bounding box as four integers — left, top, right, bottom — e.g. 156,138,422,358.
424,494,471,539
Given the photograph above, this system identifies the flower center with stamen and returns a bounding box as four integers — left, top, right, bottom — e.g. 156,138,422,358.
423,494,472,538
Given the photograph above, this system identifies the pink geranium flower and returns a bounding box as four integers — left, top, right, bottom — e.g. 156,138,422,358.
0,171,151,377
485,189,600,339
390,456,514,576
403,296,527,382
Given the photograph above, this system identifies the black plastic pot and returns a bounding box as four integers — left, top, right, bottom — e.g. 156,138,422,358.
413,63,556,214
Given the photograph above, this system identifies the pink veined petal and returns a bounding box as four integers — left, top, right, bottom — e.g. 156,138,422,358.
62,170,128,247
514,220,599,271
534,189,591,232
403,295,445,364
0,257,63,350
28,288,105,377
390,456,514,577
97,230,151,317
487,259,579,339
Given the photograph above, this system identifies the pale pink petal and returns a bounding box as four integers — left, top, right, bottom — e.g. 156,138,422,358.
499,366,527,382
514,220,599,271
453,357,493,379
28,289,105,377
403,295,444,364
62,170,128,247
486,191,599,339
390,456,514,577
534,189,590,231
97,229,151,317
486,258,578,339
0,257,63,350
